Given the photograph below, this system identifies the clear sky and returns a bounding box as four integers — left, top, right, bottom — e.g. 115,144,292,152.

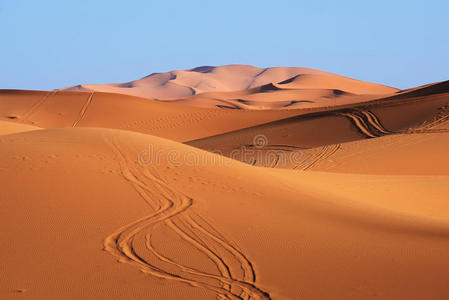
1,0,448,90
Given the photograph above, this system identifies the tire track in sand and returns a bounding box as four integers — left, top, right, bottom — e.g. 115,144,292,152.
338,111,378,138
72,92,94,127
407,104,449,133
294,143,341,171
359,111,391,134
337,109,393,138
340,108,449,136
22,91,56,121
104,138,271,300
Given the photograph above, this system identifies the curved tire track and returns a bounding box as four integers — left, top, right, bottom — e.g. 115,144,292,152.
104,138,271,300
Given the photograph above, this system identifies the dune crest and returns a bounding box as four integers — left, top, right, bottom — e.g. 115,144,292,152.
58,65,398,109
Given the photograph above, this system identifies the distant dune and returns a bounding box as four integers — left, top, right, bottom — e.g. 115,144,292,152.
1,66,449,299
58,65,333,98
58,65,398,109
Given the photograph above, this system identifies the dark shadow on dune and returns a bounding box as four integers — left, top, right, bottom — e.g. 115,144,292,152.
277,75,301,85
189,66,216,73
283,100,314,107
216,105,242,109
259,83,281,92
117,82,135,88
333,89,346,96
141,72,161,79
394,80,449,97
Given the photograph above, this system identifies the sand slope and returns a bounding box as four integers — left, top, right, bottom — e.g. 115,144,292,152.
0,120,41,135
187,81,449,168
1,127,449,300
0,90,304,141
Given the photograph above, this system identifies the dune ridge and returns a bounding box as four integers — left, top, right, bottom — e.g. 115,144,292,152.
58,65,334,99
57,65,398,109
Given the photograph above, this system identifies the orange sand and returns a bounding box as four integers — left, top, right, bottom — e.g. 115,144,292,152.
1,66,448,300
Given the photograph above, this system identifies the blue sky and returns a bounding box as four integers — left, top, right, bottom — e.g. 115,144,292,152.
1,0,448,90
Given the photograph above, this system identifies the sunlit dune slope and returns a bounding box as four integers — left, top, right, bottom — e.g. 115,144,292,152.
0,120,41,135
187,81,449,168
57,65,398,110
0,89,304,141
306,131,449,175
172,73,397,109
1,127,449,299
58,65,334,99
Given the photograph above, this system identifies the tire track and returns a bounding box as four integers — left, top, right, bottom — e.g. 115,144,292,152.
185,214,256,284
305,143,341,171
144,229,236,300
22,90,56,121
104,138,271,300
244,145,304,168
407,104,449,133
295,144,341,171
73,92,94,127
338,110,391,138
105,140,233,298
340,108,449,136
360,111,391,134
338,112,377,138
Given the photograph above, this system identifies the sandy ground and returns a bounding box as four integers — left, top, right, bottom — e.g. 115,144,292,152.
1,67,449,299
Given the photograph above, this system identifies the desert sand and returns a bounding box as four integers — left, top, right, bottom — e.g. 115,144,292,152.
1,65,449,299
58,65,398,109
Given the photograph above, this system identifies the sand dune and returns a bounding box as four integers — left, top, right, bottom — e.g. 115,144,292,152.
172,73,397,109
58,65,334,99
188,81,449,168
2,127,449,299
1,67,449,299
58,65,398,109
0,89,304,141
0,120,41,135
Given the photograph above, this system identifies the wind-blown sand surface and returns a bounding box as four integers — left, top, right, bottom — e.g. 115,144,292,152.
1,66,449,299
